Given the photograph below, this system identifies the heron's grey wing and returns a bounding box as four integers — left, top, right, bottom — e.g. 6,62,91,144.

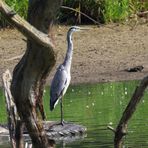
50,67,67,110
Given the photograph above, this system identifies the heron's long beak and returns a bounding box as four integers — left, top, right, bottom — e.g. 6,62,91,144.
78,27,90,32
80,27,90,30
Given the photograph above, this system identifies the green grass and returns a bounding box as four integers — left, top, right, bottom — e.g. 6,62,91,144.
129,0,148,13
5,0,28,18
104,0,129,22
0,0,28,27
61,0,148,23
0,0,148,27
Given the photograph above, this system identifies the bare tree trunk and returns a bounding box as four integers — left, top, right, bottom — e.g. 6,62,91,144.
0,0,63,147
108,76,148,148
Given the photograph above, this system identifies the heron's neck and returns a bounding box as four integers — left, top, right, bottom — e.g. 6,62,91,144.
63,31,73,70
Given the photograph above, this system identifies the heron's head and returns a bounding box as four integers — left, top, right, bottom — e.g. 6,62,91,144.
69,26,81,32
67,26,89,40
69,26,90,33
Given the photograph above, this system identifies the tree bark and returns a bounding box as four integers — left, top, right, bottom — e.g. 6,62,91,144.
1,0,63,147
2,70,17,148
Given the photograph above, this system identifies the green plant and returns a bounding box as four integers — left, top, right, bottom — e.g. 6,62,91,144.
104,0,129,22
0,0,148,27
0,0,28,27
5,0,28,18
129,0,148,13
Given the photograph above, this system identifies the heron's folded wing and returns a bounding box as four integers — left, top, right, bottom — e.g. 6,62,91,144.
50,68,67,101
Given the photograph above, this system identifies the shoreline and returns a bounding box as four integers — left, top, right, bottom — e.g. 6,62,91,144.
0,24,148,86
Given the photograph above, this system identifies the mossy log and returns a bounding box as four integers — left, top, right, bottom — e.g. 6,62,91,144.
44,121,86,138
0,121,86,143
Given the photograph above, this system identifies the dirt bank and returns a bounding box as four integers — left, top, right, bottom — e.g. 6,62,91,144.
0,24,148,86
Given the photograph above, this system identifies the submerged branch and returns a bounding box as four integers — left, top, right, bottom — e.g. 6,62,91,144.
114,76,148,148
107,126,115,133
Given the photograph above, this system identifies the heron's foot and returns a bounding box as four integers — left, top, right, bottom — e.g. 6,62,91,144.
60,120,65,126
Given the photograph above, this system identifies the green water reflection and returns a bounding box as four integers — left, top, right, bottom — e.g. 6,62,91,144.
0,80,148,147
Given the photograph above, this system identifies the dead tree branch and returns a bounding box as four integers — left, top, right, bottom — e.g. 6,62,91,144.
0,0,63,147
137,11,148,17
114,76,148,148
2,71,86,147
4,54,24,62
0,0,54,48
61,5,99,25
2,70,17,148
2,70,24,148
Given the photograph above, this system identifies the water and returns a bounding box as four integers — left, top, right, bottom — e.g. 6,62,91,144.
0,80,148,147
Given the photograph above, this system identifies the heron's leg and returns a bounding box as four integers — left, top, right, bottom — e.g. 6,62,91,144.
60,97,64,125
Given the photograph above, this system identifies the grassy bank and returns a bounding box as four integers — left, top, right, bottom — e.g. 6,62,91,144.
0,0,148,27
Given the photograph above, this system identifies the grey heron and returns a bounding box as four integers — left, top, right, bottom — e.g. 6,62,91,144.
50,26,87,125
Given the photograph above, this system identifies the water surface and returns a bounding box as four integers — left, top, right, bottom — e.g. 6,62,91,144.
0,80,148,147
